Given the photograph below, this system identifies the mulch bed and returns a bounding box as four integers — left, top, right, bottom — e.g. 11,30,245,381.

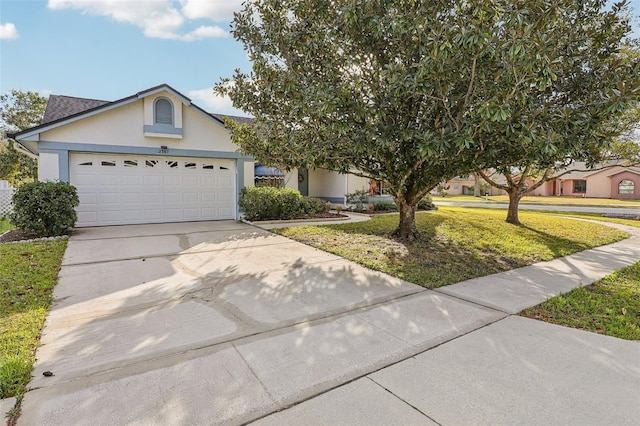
0,229,41,243
295,212,348,219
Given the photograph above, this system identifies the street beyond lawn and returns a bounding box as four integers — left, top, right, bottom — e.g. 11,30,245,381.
275,207,628,288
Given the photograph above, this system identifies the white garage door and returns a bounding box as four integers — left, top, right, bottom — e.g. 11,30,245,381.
70,153,236,227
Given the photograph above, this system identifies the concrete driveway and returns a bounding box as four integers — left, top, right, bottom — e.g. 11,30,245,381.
17,220,640,425
19,221,503,425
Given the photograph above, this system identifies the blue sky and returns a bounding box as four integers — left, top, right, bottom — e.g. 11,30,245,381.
1,0,639,118
0,0,251,115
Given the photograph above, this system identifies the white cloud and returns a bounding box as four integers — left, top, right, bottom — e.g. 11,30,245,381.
180,0,243,22
181,25,227,41
47,0,230,41
0,23,19,39
188,87,250,116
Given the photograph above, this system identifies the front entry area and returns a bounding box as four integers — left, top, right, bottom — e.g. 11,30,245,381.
70,153,236,227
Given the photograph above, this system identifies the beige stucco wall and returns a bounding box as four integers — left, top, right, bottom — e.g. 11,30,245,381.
243,161,255,188
41,93,236,153
38,152,59,181
308,169,346,201
346,174,369,194
283,169,299,191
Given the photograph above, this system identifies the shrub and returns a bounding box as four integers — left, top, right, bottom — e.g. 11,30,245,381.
345,189,368,211
373,201,398,212
302,197,327,215
10,181,79,236
418,194,437,211
239,186,304,220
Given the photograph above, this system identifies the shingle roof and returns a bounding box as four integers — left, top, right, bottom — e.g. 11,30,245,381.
555,161,627,180
42,95,110,124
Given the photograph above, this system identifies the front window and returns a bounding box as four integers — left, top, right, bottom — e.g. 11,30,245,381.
254,165,284,188
619,179,635,195
368,179,392,196
573,180,587,193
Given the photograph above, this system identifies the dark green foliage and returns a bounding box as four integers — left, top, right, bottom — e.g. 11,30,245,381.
1,90,47,186
10,181,79,236
301,197,327,215
373,201,398,212
217,0,639,239
417,195,437,211
345,190,369,212
0,142,37,186
239,186,304,220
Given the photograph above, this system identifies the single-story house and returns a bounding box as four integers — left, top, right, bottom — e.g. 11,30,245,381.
11,84,370,227
528,162,640,199
440,174,507,196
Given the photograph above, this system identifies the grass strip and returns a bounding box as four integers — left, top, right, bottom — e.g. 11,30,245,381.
521,262,640,340
275,207,628,289
0,240,67,399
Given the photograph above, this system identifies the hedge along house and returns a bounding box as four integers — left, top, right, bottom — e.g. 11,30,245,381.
11,84,370,227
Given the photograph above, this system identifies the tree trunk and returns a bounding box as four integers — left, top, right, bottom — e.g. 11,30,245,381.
473,174,482,197
395,200,419,241
506,191,523,225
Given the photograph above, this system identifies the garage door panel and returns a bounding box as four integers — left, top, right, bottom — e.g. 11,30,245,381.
164,209,182,219
183,192,199,203
99,175,121,185
122,175,143,186
71,154,236,226
164,192,182,203
77,211,98,224
143,192,163,203
218,207,234,217
218,191,233,202
121,192,143,204
164,176,181,186
144,175,162,186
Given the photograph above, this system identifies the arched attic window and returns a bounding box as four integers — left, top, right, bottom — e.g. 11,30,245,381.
154,98,174,126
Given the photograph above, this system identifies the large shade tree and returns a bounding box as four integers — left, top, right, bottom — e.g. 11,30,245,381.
217,0,639,239
475,29,640,224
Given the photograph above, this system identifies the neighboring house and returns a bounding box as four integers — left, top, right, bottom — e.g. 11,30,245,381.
11,84,369,227
528,162,640,199
440,174,507,196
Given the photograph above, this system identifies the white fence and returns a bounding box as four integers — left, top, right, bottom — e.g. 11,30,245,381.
0,180,14,216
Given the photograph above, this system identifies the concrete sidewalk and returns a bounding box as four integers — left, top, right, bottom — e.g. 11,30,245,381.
13,220,640,425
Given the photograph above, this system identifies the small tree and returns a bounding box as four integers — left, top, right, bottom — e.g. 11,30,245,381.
0,90,47,185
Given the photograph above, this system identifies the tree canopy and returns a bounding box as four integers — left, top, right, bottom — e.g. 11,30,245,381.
217,0,640,238
0,90,47,186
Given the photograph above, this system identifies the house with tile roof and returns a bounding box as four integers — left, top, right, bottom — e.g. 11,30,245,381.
10,84,370,227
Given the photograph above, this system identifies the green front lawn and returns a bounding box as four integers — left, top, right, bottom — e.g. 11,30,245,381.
440,194,640,207
521,261,640,340
0,239,67,399
275,207,628,288
0,217,14,234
